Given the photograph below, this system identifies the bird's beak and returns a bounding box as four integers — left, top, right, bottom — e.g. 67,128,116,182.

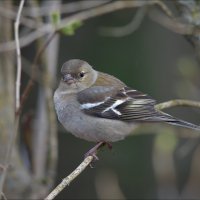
63,74,75,84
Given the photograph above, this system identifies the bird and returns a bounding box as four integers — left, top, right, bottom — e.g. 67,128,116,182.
54,59,200,156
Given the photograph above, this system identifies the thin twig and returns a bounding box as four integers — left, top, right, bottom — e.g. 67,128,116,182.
155,99,200,110
45,156,94,200
15,0,25,110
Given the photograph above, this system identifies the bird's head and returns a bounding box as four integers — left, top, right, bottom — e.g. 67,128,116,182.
59,59,97,93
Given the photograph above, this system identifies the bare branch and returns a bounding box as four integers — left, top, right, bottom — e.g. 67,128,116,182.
15,0,25,110
45,156,94,200
155,99,200,110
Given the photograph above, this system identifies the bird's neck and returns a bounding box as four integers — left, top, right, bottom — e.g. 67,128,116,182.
95,71,125,87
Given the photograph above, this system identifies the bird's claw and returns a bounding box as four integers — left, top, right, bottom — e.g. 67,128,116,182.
84,141,112,167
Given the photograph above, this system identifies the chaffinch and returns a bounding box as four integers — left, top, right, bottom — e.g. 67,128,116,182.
54,59,200,146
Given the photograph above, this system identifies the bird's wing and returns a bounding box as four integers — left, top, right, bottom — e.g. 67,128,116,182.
77,86,161,122
78,85,200,131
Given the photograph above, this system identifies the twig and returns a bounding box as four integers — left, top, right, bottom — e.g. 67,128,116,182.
0,0,172,52
15,0,25,110
155,99,200,110
45,156,94,200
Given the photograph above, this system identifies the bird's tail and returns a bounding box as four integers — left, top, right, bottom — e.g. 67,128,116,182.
151,111,200,131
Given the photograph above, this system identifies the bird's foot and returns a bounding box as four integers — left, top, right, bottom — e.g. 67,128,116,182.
85,141,113,167
84,141,106,161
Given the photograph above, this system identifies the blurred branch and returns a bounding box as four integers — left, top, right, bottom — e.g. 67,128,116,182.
0,6,39,28
45,156,94,200
99,6,147,37
0,0,172,52
43,1,60,188
30,1,59,196
156,99,200,110
1,192,7,200
149,9,200,36
22,0,111,17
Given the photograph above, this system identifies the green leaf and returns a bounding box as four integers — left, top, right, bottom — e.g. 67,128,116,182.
60,20,83,36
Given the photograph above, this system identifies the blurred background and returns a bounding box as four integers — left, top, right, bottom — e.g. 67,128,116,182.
0,0,200,199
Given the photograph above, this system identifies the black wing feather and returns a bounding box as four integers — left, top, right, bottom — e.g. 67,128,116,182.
79,86,160,121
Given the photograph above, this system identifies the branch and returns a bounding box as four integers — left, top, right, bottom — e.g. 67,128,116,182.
155,99,200,110
15,0,25,110
45,156,94,200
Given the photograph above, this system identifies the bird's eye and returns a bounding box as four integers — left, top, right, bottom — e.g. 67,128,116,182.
79,72,85,78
